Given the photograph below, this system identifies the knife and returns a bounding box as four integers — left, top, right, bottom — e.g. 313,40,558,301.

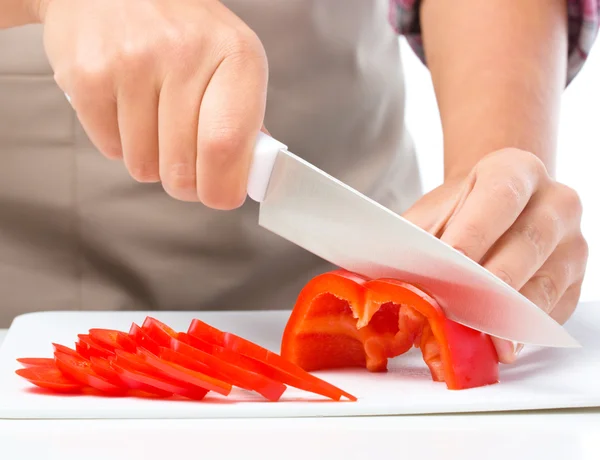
247,132,580,348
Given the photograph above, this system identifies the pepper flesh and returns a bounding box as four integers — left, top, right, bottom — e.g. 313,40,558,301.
280,269,499,390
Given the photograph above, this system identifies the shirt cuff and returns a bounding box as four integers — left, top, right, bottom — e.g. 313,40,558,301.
389,0,600,85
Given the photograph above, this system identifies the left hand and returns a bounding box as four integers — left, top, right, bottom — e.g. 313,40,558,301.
402,148,588,364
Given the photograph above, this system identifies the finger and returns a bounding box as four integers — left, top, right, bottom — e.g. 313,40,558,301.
491,337,521,364
66,78,122,160
157,75,206,201
518,236,588,315
439,152,544,262
479,188,576,289
196,35,268,210
402,174,475,236
117,72,160,183
550,281,583,325
491,237,587,364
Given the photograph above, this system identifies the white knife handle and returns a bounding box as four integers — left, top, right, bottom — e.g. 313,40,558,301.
247,131,287,202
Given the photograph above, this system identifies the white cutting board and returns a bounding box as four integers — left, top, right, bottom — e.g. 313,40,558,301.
1,303,599,419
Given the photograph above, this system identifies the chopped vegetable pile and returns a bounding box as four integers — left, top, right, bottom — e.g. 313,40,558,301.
280,269,500,390
15,316,356,402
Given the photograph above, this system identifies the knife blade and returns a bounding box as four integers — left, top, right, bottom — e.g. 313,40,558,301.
247,132,580,348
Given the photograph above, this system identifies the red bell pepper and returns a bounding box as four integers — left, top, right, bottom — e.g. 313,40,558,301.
280,269,499,390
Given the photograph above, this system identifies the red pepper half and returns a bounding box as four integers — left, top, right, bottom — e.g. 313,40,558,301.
280,269,499,390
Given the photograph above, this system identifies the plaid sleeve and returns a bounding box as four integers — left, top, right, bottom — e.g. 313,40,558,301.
389,0,600,85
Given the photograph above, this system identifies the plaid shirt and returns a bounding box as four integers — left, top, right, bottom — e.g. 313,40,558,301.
390,0,600,84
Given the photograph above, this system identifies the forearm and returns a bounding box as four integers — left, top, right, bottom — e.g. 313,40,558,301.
1,0,42,28
420,0,568,180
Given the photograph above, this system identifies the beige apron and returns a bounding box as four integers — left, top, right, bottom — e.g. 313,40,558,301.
0,0,422,328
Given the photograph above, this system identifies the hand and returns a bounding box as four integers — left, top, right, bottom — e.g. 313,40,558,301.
403,148,588,363
38,0,268,209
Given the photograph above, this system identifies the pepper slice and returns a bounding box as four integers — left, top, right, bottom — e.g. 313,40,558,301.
280,269,499,390
88,356,131,390
128,322,162,355
111,350,210,400
52,343,83,358
89,328,137,353
90,355,172,399
223,331,357,401
15,365,82,393
110,352,207,400
165,339,287,402
76,334,115,359
53,351,124,394
16,357,55,368
183,326,356,401
141,317,178,347
187,318,226,346
136,348,232,396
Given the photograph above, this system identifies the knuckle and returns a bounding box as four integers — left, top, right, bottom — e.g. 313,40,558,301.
117,42,154,74
556,182,583,217
451,222,488,259
544,208,564,245
224,28,255,52
221,29,267,66
170,34,203,65
202,127,248,167
52,71,69,93
522,150,547,177
535,275,560,311
516,220,553,263
580,236,589,259
500,148,546,176
69,63,111,95
490,174,528,210
575,234,590,266
493,267,514,287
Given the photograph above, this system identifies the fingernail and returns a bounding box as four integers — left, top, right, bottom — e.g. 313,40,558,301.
496,340,522,363
515,343,524,356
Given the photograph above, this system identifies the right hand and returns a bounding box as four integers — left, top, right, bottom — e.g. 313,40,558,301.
38,0,269,209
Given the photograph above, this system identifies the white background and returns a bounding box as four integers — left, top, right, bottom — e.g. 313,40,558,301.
400,38,600,303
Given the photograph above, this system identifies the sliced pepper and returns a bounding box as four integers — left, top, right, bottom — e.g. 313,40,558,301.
128,322,162,355
141,317,178,347
186,321,356,401
54,351,124,395
76,334,115,359
135,347,232,396
166,338,288,401
280,269,499,390
16,357,55,368
110,351,206,400
15,365,83,393
52,343,83,358
89,328,137,353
